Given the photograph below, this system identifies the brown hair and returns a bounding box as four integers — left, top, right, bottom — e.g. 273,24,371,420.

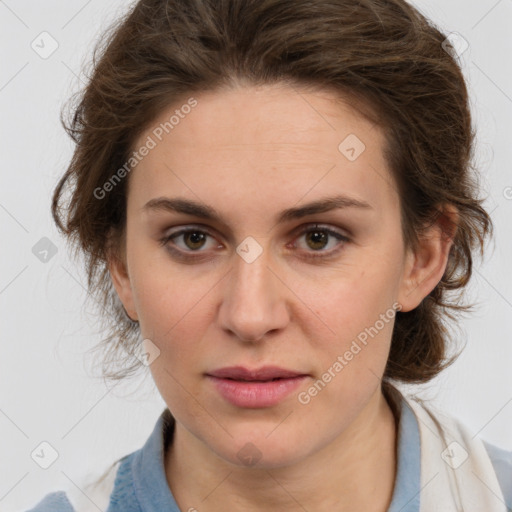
53,0,492,383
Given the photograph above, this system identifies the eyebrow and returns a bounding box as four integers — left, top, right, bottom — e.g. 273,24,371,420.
142,194,373,224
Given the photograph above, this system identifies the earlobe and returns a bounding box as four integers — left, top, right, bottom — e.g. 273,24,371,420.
398,205,458,312
107,249,139,322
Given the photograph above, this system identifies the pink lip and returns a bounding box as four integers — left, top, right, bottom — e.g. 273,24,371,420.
207,365,306,380
206,366,309,408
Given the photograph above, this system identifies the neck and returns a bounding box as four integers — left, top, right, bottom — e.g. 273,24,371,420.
165,386,398,512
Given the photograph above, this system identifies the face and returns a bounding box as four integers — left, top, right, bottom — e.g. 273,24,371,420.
110,83,434,469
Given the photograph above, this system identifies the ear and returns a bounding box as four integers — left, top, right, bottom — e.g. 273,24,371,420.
398,205,458,312
107,233,139,322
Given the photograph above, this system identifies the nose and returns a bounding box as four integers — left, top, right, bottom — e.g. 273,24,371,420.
216,246,290,342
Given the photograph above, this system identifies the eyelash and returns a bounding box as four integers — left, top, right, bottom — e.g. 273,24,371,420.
159,224,350,261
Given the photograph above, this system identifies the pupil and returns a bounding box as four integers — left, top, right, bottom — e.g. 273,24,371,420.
307,230,327,250
186,232,205,249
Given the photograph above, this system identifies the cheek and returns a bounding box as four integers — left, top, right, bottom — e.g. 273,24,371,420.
133,270,207,344
133,270,210,408
302,282,397,418
307,259,401,336
301,257,402,385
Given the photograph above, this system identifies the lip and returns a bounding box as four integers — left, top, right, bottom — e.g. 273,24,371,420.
206,366,309,408
206,365,307,381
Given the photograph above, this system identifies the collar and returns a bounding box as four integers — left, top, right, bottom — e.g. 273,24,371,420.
121,386,421,512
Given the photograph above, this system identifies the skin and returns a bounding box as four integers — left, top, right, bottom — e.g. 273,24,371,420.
109,83,455,511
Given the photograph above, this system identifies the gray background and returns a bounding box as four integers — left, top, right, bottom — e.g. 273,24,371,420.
1,0,511,510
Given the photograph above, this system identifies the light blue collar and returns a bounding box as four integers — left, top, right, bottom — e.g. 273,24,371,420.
109,391,421,512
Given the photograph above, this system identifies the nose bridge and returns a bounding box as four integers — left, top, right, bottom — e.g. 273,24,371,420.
218,240,288,341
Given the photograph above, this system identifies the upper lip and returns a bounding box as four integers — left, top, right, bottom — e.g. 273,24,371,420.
206,366,308,381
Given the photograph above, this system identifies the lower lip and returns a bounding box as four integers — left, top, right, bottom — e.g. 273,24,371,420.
207,375,308,408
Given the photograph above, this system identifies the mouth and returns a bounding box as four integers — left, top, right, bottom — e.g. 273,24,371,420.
206,365,308,381
206,366,309,408
222,377,290,382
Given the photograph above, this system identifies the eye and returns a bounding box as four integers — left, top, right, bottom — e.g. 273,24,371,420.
159,226,221,256
291,224,349,259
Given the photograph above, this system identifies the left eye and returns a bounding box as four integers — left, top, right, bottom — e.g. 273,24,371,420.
292,225,349,255
162,228,220,252
160,224,349,258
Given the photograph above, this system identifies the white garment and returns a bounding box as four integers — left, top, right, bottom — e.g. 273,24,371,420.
406,395,507,511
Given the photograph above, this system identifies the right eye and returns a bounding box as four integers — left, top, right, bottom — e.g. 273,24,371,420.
159,226,224,259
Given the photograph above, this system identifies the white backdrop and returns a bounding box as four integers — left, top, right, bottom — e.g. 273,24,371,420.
1,1,511,510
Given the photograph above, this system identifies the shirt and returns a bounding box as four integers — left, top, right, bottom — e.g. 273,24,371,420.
26,391,512,511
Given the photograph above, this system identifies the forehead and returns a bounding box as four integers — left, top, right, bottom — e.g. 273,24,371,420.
129,84,397,219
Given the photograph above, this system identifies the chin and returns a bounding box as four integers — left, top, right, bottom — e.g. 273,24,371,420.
211,435,310,470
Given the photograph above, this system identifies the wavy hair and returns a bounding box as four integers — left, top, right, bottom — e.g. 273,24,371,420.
52,0,492,383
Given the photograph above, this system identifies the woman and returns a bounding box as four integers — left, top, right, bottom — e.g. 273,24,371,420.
28,0,511,510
